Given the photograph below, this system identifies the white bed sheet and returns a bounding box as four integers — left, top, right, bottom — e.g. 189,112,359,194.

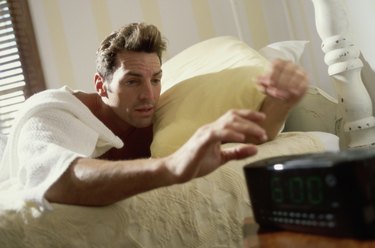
306,131,339,152
0,131,334,248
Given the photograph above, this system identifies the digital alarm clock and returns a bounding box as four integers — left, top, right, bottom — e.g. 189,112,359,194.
244,148,375,239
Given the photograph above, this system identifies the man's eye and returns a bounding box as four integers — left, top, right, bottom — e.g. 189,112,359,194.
152,79,161,85
126,80,138,85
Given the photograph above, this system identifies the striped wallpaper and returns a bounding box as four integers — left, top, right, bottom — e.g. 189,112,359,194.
27,0,375,102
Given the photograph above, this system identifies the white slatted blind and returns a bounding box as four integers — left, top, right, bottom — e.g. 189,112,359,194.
0,0,25,134
0,0,45,134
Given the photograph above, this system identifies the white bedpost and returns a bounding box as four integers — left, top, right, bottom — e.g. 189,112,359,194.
311,0,375,149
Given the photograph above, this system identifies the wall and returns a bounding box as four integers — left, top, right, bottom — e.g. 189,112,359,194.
28,0,374,111
345,0,375,114
29,0,272,92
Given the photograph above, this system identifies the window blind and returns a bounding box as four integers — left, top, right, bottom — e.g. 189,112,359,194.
0,0,45,134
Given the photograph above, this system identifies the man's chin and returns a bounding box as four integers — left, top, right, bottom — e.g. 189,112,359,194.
131,119,153,128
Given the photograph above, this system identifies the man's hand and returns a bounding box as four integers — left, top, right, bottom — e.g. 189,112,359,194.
258,59,308,107
165,109,267,183
257,60,309,141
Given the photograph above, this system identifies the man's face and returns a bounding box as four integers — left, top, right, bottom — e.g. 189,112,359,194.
103,51,162,128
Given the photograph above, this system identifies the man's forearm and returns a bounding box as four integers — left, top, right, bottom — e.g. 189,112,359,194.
256,60,308,140
259,96,293,140
45,157,174,206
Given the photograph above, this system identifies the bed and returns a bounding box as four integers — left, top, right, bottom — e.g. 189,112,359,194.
0,1,373,247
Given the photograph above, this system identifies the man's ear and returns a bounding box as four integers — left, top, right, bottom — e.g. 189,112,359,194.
94,73,107,97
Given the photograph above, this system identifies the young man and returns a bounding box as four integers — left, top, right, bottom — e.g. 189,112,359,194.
0,23,307,209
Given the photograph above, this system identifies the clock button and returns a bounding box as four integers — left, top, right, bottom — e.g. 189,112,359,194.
325,214,334,220
331,202,340,208
325,174,337,187
318,221,327,227
328,221,336,228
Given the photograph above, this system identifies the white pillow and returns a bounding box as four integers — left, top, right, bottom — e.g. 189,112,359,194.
258,40,309,63
160,36,270,94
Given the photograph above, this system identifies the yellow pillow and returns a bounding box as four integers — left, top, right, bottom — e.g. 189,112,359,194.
151,36,270,157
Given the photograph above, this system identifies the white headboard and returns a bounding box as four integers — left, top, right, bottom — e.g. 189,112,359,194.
311,0,375,149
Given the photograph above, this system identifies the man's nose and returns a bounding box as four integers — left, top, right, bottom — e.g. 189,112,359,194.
139,82,154,100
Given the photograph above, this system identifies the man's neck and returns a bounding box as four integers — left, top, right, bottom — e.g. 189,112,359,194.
73,91,153,159
74,91,134,138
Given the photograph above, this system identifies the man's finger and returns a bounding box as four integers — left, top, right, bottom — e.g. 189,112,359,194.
221,144,258,163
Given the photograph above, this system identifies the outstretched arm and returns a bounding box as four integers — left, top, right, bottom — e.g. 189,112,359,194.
258,59,309,140
46,109,267,206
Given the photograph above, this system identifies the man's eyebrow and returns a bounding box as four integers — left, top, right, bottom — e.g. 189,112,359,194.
126,72,142,77
126,70,162,77
153,70,162,77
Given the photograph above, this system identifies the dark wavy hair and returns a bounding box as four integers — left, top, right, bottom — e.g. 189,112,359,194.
96,23,167,81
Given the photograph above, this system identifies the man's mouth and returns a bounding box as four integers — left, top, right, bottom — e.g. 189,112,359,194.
135,105,154,115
